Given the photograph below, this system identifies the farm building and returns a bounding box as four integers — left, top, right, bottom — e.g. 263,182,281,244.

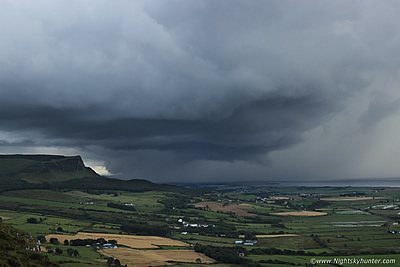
102,243,118,249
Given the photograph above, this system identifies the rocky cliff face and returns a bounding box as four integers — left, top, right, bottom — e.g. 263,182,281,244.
44,156,86,172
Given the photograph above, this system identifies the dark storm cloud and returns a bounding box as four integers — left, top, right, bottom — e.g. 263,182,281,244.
0,93,329,162
1,0,400,181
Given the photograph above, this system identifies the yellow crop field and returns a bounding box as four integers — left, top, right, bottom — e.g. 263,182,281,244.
101,248,215,266
45,232,189,248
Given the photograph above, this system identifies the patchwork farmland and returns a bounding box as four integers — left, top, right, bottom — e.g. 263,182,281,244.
1,177,400,266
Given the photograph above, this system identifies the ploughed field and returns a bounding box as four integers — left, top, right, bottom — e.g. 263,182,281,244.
193,201,256,216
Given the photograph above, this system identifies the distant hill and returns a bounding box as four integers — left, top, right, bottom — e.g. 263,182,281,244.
0,154,99,191
0,219,58,266
0,154,99,182
0,154,187,193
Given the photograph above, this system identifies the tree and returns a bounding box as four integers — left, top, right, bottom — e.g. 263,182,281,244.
108,239,118,246
107,257,114,266
57,226,64,232
114,259,121,266
64,239,69,246
49,238,60,245
73,249,80,257
97,237,107,244
27,217,38,224
67,248,74,256
196,258,202,264
55,248,63,255
37,235,46,244
244,232,257,241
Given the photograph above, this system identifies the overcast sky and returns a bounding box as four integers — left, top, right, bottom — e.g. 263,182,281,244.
1,0,400,183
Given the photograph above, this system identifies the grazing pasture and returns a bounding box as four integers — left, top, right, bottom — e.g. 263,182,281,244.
2,189,80,202
174,233,239,247
272,211,328,216
256,234,300,238
322,197,383,201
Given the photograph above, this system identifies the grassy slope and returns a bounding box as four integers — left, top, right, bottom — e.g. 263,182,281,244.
0,158,38,176
0,220,59,266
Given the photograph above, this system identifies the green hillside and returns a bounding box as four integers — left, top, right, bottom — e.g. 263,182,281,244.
0,155,98,182
0,155,99,192
0,218,59,266
0,154,187,193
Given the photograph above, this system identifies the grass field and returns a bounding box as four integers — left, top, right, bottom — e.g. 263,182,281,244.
65,191,166,212
173,233,238,247
322,197,384,201
2,190,81,202
256,234,300,238
272,211,328,216
0,195,134,213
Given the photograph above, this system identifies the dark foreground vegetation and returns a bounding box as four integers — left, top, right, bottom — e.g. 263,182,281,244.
0,219,58,267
